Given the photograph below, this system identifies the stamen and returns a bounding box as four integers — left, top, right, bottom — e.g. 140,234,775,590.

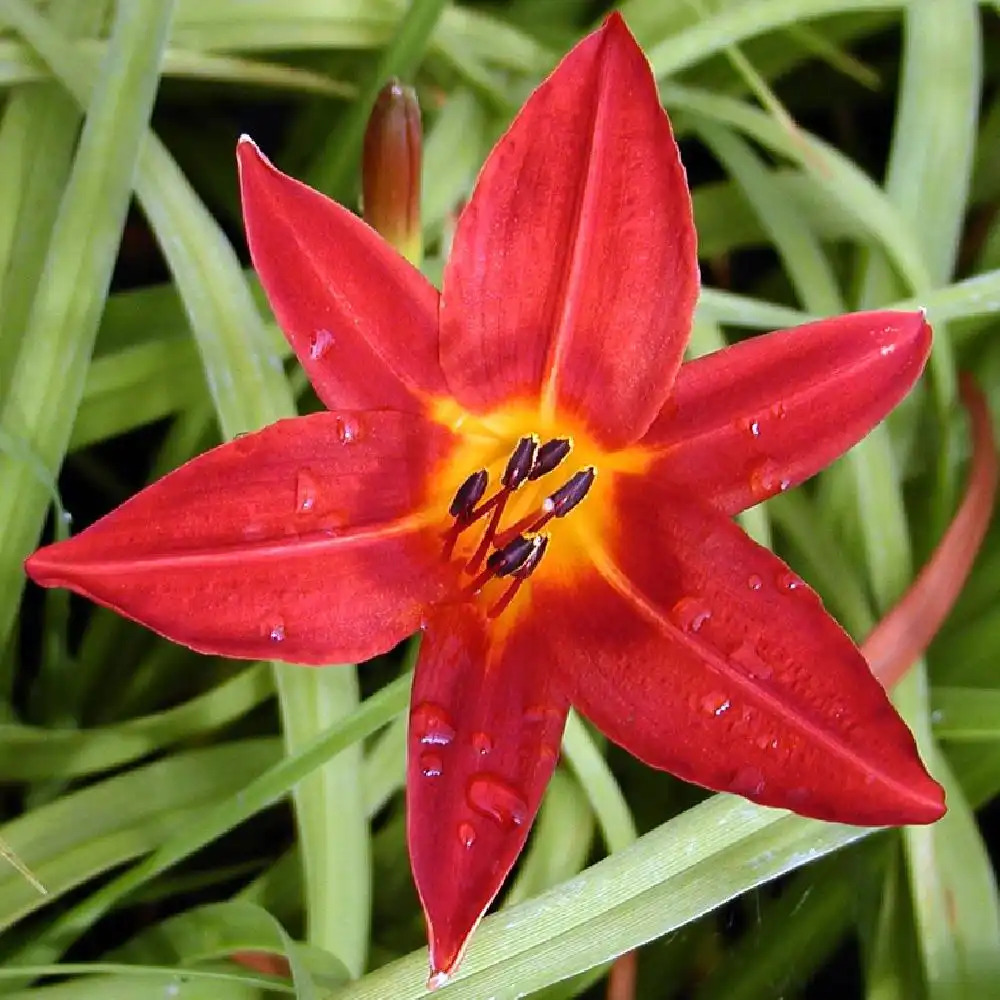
487,535,549,618
502,436,538,490
449,469,488,519
492,466,597,551
528,438,571,480
544,467,595,518
466,490,508,572
514,534,549,579
486,534,538,577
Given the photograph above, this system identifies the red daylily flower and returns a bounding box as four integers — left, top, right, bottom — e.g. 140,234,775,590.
26,14,944,986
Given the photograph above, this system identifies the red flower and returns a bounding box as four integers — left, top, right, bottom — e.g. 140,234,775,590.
26,14,943,987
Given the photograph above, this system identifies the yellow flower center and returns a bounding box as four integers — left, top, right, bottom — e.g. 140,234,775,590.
426,398,651,621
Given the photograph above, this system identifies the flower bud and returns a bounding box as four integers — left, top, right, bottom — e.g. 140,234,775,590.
362,79,422,266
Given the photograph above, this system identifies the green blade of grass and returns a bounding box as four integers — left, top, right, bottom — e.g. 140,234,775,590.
0,0,174,658
9,2,371,974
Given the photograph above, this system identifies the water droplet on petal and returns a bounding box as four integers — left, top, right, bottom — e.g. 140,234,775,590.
730,639,773,680
420,751,443,777
295,468,318,513
467,773,528,829
335,414,362,444
411,702,456,746
755,733,779,750
700,692,731,716
471,731,493,756
747,574,763,591
671,596,712,633
777,571,804,593
309,328,334,360
748,460,790,501
770,401,787,420
457,821,477,848
730,766,766,796
268,619,286,643
747,418,761,438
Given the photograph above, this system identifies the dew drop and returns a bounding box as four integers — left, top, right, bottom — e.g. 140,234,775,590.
671,596,712,633
335,414,362,444
295,468,318,513
755,733,779,751
700,691,731,716
457,821,477,848
770,401,787,420
467,774,528,829
411,702,456,746
471,731,493,756
730,766,766,796
309,328,334,360
747,418,761,438
748,461,790,501
777,570,804,593
268,618,286,643
730,640,773,680
420,751,443,777
747,574,763,591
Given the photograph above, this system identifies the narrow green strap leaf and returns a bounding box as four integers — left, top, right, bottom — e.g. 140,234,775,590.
647,0,900,79
562,713,636,854
3,673,409,968
8,2,375,972
0,663,273,781
697,122,844,316
0,0,174,650
0,0,109,398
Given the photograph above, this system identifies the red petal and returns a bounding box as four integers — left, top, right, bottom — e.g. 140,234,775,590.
26,412,453,664
529,481,944,825
439,14,698,449
237,137,447,412
407,603,568,984
642,311,932,514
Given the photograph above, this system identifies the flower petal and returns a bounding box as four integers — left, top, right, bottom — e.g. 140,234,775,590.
407,603,568,985
439,14,698,449
528,482,944,825
237,137,447,412
26,412,454,664
642,311,932,514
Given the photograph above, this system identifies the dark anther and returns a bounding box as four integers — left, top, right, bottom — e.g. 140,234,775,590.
501,436,538,490
514,534,548,579
486,534,538,577
528,438,572,480
545,467,596,517
449,469,488,519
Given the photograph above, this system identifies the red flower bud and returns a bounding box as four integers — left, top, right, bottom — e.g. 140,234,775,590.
362,79,422,265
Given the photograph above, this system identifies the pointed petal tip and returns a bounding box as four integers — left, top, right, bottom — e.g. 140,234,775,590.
236,134,268,173
426,969,451,991
23,545,60,586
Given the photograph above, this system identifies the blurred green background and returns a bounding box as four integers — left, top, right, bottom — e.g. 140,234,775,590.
1,1,999,997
